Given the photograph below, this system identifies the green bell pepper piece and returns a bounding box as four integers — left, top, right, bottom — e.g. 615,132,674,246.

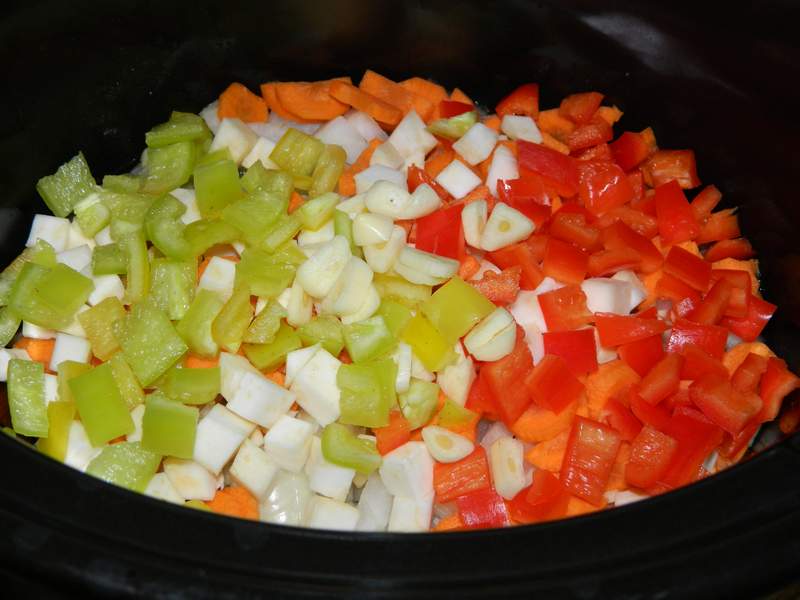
270,239,307,267
235,248,295,298
70,362,134,446
321,423,382,475
144,195,193,260
421,277,494,344
145,111,211,148
149,258,196,321
102,174,142,194
142,141,197,195
240,163,293,203
86,441,161,493
222,190,287,246
333,210,360,256
270,128,324,177
8,263,93,330
92,243,127,276
0,240,57,307
194,158,243,216
74,193,111,237
437,399,478,430
161,366,220,405
297,315,344,356
376,298,414,339
310,145,346,198
141,391,198,459
108,353,145,410
36,400,76,461
176,289,225,357
293,174,313,192
343,315,396,363
36,263,94,320
8,359,48,437
183,219,240,257
400,314,457,372
336,358,396,428
57,361,92,405
373,273,432,309
399,379,440,429
261,213,303,253
0,308,20,346
119,230,149,303
243,321,301,371
211,284,253,354
427,110,478,140
196,147,232,168
296,191,339,229
103,192,154,240
78,296,126,360
36,152,96,218
244,300,286,344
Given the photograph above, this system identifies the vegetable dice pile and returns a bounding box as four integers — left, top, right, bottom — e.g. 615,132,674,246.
3,69,798,532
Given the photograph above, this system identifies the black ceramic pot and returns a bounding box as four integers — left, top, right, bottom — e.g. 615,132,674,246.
1,1,799,598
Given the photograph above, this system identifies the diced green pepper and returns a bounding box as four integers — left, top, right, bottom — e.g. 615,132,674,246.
240,163,293,204
86,442,161,493
36,400,76,461
296,191,339,229
261,213,303,252
399,379,440,429
337,359,395,428
194,158,242,216
427,110,478,140
113,302,188,387
141,392,198,459
161,366,220,405
0,240,56,307
118,230,149,303
0,307,20,346
8,359,48,437
142,141,197,195
145,111,211,148
211,284,253,353
235,248,295,298
196,147,233,168
343,315,396,363
270,128,324,177
78,296,126,360
293,175,313,192
102,174,142,193
421,277,494,344
297,315,344,356
373,273,432,309
321,422,382,475
144,195,193,260
333,210,360,257
400,314,457,372
183,219,240,257
74,193,111,237
108,353,145,410
35,152,96,218
176,289,225,357
69,362,134,445
103,192,154,240
36,263,94,321
222,190,287,246
57,361,92,405
244,300,286,344
437,399,478,430
92,243,127,276
376,298,414,339
269,239,307,267
8,263,92,330
310,145,346,198
149,259,196,321
243,321,301,371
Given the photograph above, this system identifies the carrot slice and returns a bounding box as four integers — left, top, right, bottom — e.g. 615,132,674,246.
722,342,774,375
450,88,474,105
14,337,55,367
205,486,259,520
512,400,578,443
218,82,268,123
266,371,285,386
275,80,349,121
596,105,624,126
525,430,569,472
483,115,502,132
566,496,605,516
359,70,434,120
337,138,382,195
288,190,305,214
541,132,571,155
537,109,575,141
329,80,402,126
424,145,455,179
585,361,640,419
400,77,448,105
710,258,760,296
433,512,465,532
185,354,220,369
260,82,318,124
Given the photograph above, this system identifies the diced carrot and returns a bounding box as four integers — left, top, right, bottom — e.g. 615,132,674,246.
585,361,640,419
458,184,491,206
266,371,285,386
424,145,455,179
288,191,305,214
375,410,411,455
329,80,402,127
450,88,474,105
525,430,569,472
675,240,702,258
566,496,605,516
596,105,623,126
400,77,448,121
352,138,382,172
337,172,356,196
512,399,578,443
14,338,55,367
605,442,630,492
275,80,350,121
337,138,382,196
537,109,576,141
722,342,774,375
218,82,268,123
458,255,481,280
483,115,502,132
205,486,259,520
359,70,434,121
260,82,318,124
433,512,465,532
711,258,760,295
541,132,571,155
185,353,220,369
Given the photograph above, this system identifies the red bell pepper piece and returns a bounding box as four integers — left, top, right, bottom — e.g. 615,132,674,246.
625,425,678,489
719,294,776,343
638,353,683,405
758,357,800,423
577,159,634,217
526,234,549,263
709,269,751,319
566,118,614,152
654,180,701,244
559,91,604,125
439,100,473,118
508,470,571,524
518,140,580,197
691,372,762,435
407,165,449,202
703,238,755,262
618,334,664,377
542,329,598,376
525,354,586,413
594,313,667,347
496,176,552,227
549,212,601,252
731,352,769,394
690,184,722,222
587,247,642,277
601,221,662,273
609,131,653,171
415,202,464,260
666,318,728,359
456,487,510,529
433,447,492,503
481,331,534,426
602,397,643,441
465,371,501,420
696,210,740,244
496,83,539,118
630,391,673,431
488,242,545,291
655,273,701,306
542,238,589,285
469,266,521,306
663,246,711,291
375,410,411,455
575,142,613,162
560,416,622,506
680,344,728,382
642,149,701,189
596,205,659,239
719,420,759,459
686,278,733,325
657,410,724,489
538,285,594,332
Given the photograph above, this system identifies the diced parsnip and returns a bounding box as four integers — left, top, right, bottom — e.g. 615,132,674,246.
354,165,406,194
488,437,527,500
192,404,255,475
209,118,258,164
126,404,146,442
198,256,237,302
22,321,55,340
453,122,499,166
306,496,360,531
437,342,475,406
290,348,342,427
26,215,71,252
486,144,519,198
263,415,315,473
352,213,393,246
229,438,279,500
435,159,481,199
295,236,351,299
500,115,543,144
378,441,434,502
57,245,92,272
611,270,647,311
163,458,218,501
170,188,202,225
86,274,125,306
64,421,102,472
144,472,185,504
49,333,91,372
387,492,433,532
241,137,279,169
461,199,488,249
370,141,405,170
260,470,314,526
226,370,295,428
387,110,437,161
581,277,637,315
285,344,321,387
305,436,356,501
480,202,535,252
344,110,388,142
463,307,516,362
356,473,393,532
421,426,474,463
314,116,367,164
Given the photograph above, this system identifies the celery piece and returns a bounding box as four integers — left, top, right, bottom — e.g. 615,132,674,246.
176,289,225,357
74,193,111,237
142,141,197,195
149,259,196,321
118,230,149,304
261,213,303,253
427,110,478,140
194,158,243,216
400,314,457,372
373,273,432,309
92,243,127,276
222,190,287,246
57,361,92,405
235,248,295,298
241,163,293,203
102,174,142,194
293,175,313,192
113,302,188,387
376,298,414,339
333,210,360,257
321,422,382,475
270,128,324,177
145,111,211,148
297,315,344,356
343,315,396,363
310,145,346,198
8,359,48,437
421,277,495,344
141,392,198,459
108,353,145,410
35,152,96,218
36,401,76,461
296,192,339,230
103,192,155,240
9,263,92,330
145,195,193,260
184,219,240,257
0,308,20,346
337,359,395,428
244,300,286,344
70,362,134,445
399,379,440,429
243,321,301,371
196,147,233,169
211,284,253,353
86,442,161,493
161,366,220,405
0,240,56,307
437,399,478,430
78,296,126,360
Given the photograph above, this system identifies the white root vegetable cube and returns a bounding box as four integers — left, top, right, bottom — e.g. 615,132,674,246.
352,213,394,246
94,226,113,246
260,470,314,526
480,202,535,252
363,225,406,274
264,415,315,473
87,274,125,306
437,343,475,406
391,342,412,394
453,122,499,165
193,403,256,475
398,184,442,219
612,270,648,312
67,221,96,250
581,277,638,315
463,308,516,362
364,181,411,218
170,188,202,225
27,214,71,252
590,326,618,364
219,352,260,400
229,438,279,500
370,141,405,170
226,370,296,428
336,194,367,219
285,344,321,387
421,426,474,463
306,496,360,531
64,421,102,472
500,115,543,144
488,437,526,500
297,219,336,247
315,116,368,164
44,373,58,404
241,136,279,169
200,100,220,134
354,165,406,194
295,236,352,299
410,351,435,382
387,492,434,532
49,333,91,372
198,256,236,301
509,290,548,333
356,473,393,532
344,109,388,142
319,256,374,317
461,200,488,249
387,110,437,160
340,284,381,325
22,321,55,340
57,245,92,272
209,117,258,164
435,159,482,199
486,144,519,197
144,472,185,504
126,404,146,442
163,458,218,501
305,436,356,501
379,441,434,502
57,304,89,337
290,348,342,426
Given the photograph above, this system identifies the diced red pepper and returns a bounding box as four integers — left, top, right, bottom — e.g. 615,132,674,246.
638,353,683,405
690,372,762,435
439,100,474,118
577,159,634,217
518,140,580,197
731,352,769,394
625,425,678,489
433,447,492,503
587,248,641,277
602,398,643,441
690,185,722,222
488,242,545,291
481,330,534,426
496,175,552,227
642,149,701,189
655,273,701,305
470,266,521,306
567,118,613,152
415,202,464,260
703,238,755,262
680,344,728,382
559,91,604,125
538,285,594,332
628,171,645,204
618,334,664,377
630,391,673,431
709,269,751,319
758,357,800,423
526,354,586,413
560,416,622,506
657,410,724,489
594,313,667,347
575,142,613,162
666,318,728,358
525,234,550,263
496,83,539,118
549,212,602,252
663,246,711,292
465,371,501,421
407,165,450,202
601,221,662,273
654,180,701,244
375,411,411,455
596,206,659,239
508,470,571,524
719,420,759,460
456,487,510,529
719,295,776,343
696,209,740,244
542,329,598,376
686,278,732,325
542,238,589,285
610,131,653,171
